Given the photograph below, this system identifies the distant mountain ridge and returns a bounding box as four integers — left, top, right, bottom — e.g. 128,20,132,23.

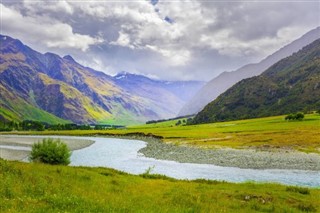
192,38,320,124
0,35,204,124
179,27,320,116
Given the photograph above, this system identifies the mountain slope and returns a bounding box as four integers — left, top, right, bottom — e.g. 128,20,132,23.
113,72,205,117
0,35,204,124
192,39,320,124
179,27,320,116
0,83,68,124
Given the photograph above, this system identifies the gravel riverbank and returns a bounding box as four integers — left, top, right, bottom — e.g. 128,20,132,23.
138,137,320,171
0,135,95,161
1,134,319,171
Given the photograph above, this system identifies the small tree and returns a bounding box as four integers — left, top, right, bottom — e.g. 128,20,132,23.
285,112,304,121
186,118,193,125
295,112,304,120
30,138,71,165
285,114,294,121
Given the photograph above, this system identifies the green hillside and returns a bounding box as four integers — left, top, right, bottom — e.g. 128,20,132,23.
0,85,68,124
192,39,320,124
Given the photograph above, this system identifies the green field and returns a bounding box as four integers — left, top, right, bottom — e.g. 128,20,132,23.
1,159,319,212
1,114,320,212
8,113,320,153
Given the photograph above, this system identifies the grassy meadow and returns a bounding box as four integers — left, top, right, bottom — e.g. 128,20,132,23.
1,159,319,213
6,113,320,153
1,113,320,212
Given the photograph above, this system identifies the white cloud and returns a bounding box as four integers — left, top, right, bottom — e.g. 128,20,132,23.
146,45,191,66
110,31,134,49
1,3,102,51
78,57,116,75
68,1,191,66
23,0,74,15
1,0,319,80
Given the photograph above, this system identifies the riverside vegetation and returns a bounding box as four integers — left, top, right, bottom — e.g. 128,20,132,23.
1,113,320,212
30,138,71,165
1,159,319,212
7,113,320,154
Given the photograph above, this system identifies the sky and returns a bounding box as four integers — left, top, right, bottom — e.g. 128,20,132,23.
1,0,319,81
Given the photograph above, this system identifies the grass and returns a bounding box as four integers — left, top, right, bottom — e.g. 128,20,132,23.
6,113,320,153
1,114,319,212
1,159,319,212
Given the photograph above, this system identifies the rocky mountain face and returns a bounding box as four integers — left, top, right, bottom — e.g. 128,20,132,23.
179,27,320,116
192,39,320,124
0,35,204,124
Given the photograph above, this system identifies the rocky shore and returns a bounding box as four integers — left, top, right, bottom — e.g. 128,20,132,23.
1,134,319,171
138,137,320,171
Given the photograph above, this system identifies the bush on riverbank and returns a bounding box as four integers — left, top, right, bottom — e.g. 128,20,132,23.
30,138,71,165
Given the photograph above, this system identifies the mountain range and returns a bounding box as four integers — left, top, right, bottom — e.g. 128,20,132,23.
179,27,320,116
0,35,204,124
192,38,320,124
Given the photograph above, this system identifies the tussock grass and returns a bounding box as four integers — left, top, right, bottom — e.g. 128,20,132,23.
1,159,319,212
286,186,311,195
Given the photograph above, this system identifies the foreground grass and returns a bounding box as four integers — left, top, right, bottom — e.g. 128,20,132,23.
1,159,319,213
5,113,320,153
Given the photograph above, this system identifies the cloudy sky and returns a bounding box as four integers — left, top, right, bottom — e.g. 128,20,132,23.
1,0,319,81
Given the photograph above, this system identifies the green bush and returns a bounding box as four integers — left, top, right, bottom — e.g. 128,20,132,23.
285,112,304,121
30,138,71,165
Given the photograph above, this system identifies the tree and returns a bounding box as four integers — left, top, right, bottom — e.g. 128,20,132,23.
285,112,304,121
295,112,304,120
186,118,193,125
20,120,45,131
30,138,71,165
285,114,294,120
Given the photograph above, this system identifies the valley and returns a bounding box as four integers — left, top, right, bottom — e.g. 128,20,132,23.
1,112,320,212
1,1,320,212
7,113,319,154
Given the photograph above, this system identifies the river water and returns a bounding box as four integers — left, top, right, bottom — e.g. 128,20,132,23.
70,137,320,187
2,135,320,187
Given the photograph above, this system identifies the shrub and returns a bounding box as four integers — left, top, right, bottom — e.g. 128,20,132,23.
285,112,304,121
297,203,317,212
286,186,310,195
295,112,304,120
285,114,294,120
30,138,71,165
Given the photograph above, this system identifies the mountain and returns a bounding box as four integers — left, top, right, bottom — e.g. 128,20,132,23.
0,35,204,124
113,72,204,116
179,27,320,116
192,38,320,124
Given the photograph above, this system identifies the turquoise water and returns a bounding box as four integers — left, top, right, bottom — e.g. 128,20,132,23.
70,137,320,187
2,135,320,187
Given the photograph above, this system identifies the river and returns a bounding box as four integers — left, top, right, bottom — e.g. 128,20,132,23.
1,135,319,187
